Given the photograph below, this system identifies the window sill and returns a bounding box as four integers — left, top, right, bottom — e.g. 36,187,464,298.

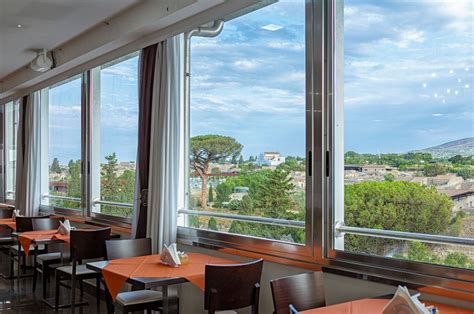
177,228,474,297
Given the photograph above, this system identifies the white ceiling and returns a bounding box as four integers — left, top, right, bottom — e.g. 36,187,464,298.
0,0,140,79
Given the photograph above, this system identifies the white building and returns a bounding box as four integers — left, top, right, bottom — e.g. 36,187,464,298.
256,152,286,166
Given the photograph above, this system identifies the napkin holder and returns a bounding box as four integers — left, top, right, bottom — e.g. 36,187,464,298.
58,220,72,235
383,286,433,314
160,243,181,267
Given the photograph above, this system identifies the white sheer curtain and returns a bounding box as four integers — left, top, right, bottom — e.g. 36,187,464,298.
15,92,41,216
146,35,183,253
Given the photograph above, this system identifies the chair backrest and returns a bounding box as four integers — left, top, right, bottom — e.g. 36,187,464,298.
15,216,51,232
0,207,14,218
205,259,263,313
270,272,325,314
106,238,151,260
32,217,63,231
70,228,111,261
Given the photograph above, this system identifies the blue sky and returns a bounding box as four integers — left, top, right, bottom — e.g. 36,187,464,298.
191,0,473,156
48,57,139,164
48,0,473,163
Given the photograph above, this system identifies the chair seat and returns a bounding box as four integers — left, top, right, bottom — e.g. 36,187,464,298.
116,290,164,306
0,237,14,244
56,264,98,276
37,252,69,264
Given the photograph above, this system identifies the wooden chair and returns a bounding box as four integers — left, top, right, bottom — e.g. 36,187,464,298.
54,228,111,312
0,207,15,249
204,258,263,314
9,216,50,279
31,217,64,294
0,207,14,218
270,272,325,314
106,238,179,314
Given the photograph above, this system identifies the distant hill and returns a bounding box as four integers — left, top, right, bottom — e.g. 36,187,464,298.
413,137,474,158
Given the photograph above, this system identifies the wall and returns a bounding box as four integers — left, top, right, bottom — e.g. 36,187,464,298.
177,244,474,313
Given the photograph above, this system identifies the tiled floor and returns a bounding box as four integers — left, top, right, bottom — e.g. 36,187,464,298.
0,250,109,314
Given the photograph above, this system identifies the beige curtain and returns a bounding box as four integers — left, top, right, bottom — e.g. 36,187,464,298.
15,92,41,216
146,34,183,253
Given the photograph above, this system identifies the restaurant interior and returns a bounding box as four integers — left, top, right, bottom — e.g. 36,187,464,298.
0,0,473,313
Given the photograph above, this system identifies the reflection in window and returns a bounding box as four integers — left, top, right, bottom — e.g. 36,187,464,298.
40,76,83,210
182,0,307,243
335,0,473,269
91,54,139,217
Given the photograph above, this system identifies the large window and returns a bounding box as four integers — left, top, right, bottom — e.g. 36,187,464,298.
4,100,19,201
40,76,83,211
331,0,474,273
91,54,139,218
180,0,310,245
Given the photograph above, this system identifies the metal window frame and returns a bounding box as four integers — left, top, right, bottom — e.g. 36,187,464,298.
39,59,137,225
177,0,322,262
324,0,474,284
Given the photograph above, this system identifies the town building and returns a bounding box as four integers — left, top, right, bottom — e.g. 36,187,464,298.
256,152,286,166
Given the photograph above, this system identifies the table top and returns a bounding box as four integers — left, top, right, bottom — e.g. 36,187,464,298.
301,298,473,314
86,260,188,289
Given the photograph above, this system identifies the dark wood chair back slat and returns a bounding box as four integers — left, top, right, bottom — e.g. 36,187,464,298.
0,207,14,218
270,272,325,314
32,217,63,231
70,228,111,261
15,216,51,232
205,259,263,314
106,238,151,260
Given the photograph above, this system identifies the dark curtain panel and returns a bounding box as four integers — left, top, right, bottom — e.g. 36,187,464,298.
14,95,29,214
135,44,158,238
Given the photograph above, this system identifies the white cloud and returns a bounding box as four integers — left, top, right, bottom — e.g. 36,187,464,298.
380,28,425,48
49,105,81,115
261,24,283,31
234,59,260,70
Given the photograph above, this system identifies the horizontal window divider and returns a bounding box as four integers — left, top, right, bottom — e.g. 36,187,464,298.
42,193,81,202
178,209,305,228
92,198,134,208
336,223,474,247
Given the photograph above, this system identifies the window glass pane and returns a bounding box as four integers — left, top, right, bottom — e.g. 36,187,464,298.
91,54,139,217
5,100,19,201
41,76,82,210
182,0,307,243
336,0,473,269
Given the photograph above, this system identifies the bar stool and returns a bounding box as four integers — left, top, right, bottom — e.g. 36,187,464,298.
105,238,179,314
204,259,263,314
54,228,111,312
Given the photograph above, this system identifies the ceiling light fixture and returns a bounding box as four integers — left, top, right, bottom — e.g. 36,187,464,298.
17,24,23,28
30,49,53,72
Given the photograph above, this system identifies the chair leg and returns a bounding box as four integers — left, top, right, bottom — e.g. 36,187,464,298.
32,252,38,292
96,277,100,308
9,250,14,278
54,272,60,309
71,272,76,314
42,266,48,299
80,279,84,297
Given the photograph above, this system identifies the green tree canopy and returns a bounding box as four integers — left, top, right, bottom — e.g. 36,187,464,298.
51,158,61,174
190,135,243,209
344,181,453,255
423,163,448,176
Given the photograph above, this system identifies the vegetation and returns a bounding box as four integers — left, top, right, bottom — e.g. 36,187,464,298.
49,153,135,217
190,135,243,209
344,181,453,255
